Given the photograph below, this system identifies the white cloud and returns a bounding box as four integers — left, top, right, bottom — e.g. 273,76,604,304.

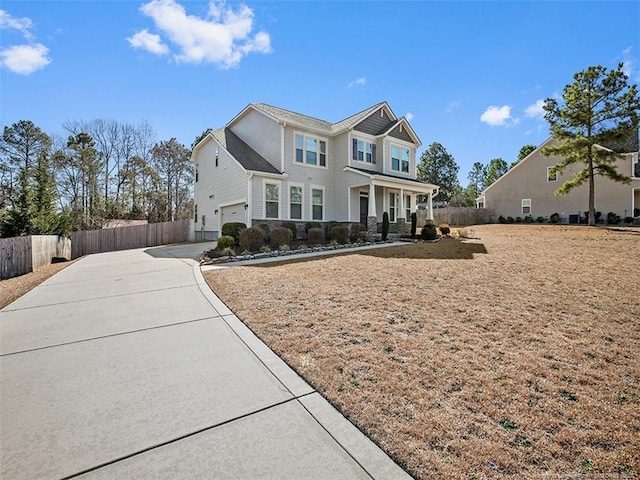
1,43,50,74
127,29,168,55
524,99,545,119
131,0,271,68
0,9,34,40
445,100,461,113
405,112,414,121
348,77,366,88
0,9,51,74
480,105,516,127
620,46,636,80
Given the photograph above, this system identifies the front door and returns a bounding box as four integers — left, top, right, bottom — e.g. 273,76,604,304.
360,195,368,225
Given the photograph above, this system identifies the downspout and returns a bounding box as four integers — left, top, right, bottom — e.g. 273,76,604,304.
247,172,253,227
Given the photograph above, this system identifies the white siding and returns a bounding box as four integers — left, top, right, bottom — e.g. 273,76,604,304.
230,109,281,171
193,137,248,237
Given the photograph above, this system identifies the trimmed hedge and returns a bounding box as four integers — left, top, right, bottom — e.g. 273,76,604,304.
307,227,325,245
221,222,246,245
239,226,264,252
217,235,235,251
421,223,437,240
330,225,348,244
281,222,298,240
270,227,292,249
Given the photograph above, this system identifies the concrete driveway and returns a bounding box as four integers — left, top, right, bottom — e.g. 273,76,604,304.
0,243,412,479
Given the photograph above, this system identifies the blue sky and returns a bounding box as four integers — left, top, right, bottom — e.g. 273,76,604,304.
1,0,638,184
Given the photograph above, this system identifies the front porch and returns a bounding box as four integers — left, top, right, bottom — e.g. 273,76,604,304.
347,172,439,235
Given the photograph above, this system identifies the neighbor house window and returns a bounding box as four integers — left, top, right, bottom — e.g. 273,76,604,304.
195,163,199,182
295,133,326,167
405,195,412,222
265,183,279,218
389,192,397,222
391,145,410,173
312,188,324,221
522,199,531,215
290,186,302,220
352,139,376,163
547,166,557,182
194,204,198,223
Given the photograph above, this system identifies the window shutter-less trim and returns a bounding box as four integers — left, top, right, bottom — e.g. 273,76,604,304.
372,144,377,164
352,139,358,160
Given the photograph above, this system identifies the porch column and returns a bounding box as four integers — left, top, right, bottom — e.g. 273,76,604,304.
428,191,434,222
397,188,406,234
367,181,378,235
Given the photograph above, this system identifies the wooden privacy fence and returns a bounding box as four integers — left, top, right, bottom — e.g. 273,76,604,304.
71,219,190,259
1,235,71,279
434,207,488,226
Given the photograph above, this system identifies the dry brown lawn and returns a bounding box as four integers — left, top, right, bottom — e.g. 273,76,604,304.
0,261,73,309
204,225,640,479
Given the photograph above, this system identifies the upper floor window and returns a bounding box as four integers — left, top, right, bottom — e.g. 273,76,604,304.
391,145,409,173
295,133,326,167
547,166,557,182
352,139,376,164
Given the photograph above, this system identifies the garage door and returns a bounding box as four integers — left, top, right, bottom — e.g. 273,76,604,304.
221,202,245,227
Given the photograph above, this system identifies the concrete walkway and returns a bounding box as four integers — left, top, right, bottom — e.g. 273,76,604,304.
0,243,412,480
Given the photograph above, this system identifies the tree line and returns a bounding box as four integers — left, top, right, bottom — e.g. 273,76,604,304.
417,142,537,207
0,119,194,237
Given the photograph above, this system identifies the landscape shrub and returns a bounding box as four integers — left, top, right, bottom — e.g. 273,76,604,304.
506,216,515,224
349,223,367,243
255,223,270,243
325,221,339,237
330,224,348,244
220,247,235,256
239,226,264,252
624,216,634,224
498,215,507,224
305,222,321,234
421,223,437,240
524,215,534,224
606,212,620,225
382,212,390,241
270,227,292,249
549,212,561,224
515,216,523,223
216,235,235,251
281,222,298,240
307,227,325,245
536,216,546,223
410,212,417,238
221,222,246,245
438,223,451,235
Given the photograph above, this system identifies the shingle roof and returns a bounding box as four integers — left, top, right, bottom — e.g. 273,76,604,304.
251,102,389,135
211,128,282,175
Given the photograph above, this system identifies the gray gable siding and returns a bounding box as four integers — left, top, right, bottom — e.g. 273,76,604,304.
388,124,414,143
353,109,394,135
230,108,281,171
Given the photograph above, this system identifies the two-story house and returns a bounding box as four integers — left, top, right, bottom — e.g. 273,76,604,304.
192,102,439,240
476,135,640,223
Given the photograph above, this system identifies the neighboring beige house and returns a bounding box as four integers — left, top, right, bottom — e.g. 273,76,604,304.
192,102,439,240
477,136,640,223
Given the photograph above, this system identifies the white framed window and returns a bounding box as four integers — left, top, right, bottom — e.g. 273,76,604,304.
405,195,412,222
311,186,324,221
352,138,376,164
391,145,410,173
547,166,557,182
265,182,280,219
389,192,397,222
295,133,327,167
522,199,531,215
290,185,303,220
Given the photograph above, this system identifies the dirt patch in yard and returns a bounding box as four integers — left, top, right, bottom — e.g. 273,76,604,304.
203,225,640,479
